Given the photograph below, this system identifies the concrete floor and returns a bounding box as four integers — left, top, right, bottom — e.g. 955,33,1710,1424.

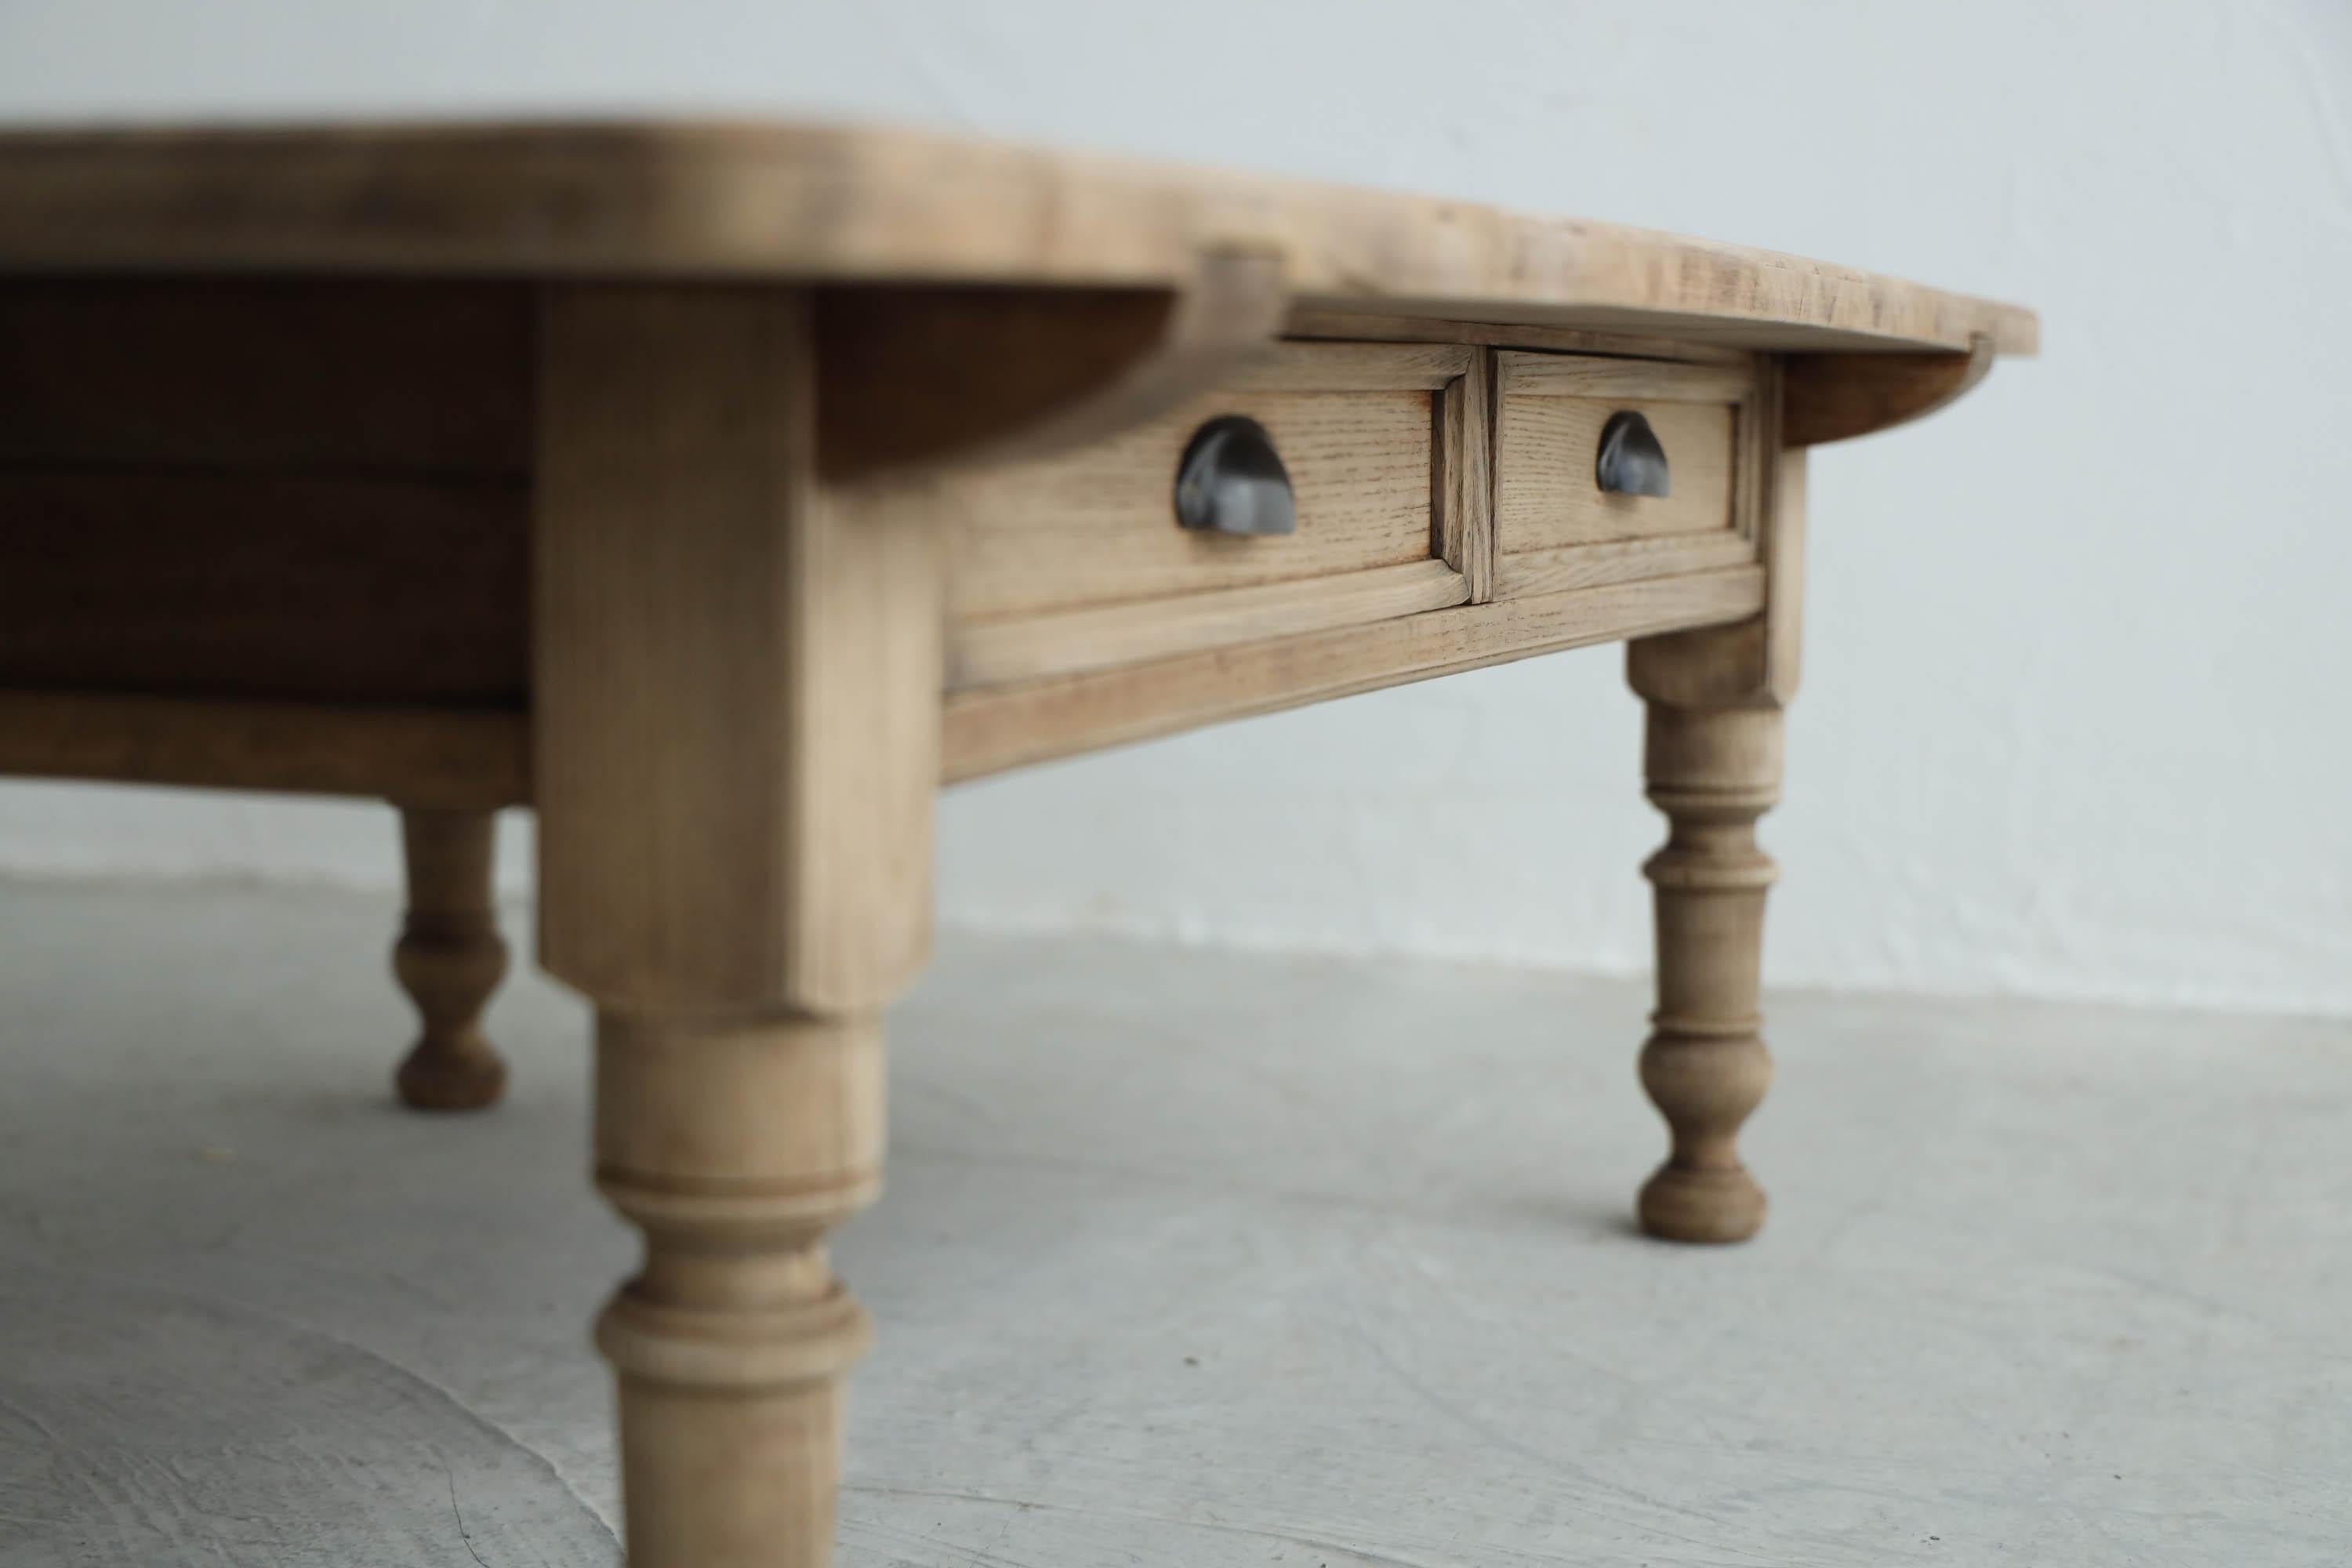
1,881,2348,1566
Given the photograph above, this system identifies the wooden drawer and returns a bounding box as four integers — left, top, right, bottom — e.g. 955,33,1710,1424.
1493,353,1765,597
945,342,1482,688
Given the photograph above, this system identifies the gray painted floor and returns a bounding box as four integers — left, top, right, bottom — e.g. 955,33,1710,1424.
1,880,2347,1566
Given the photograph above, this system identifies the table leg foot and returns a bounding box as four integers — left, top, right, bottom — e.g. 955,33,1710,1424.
594,1007,881,1568
1634,702,1780,1244
390,807,509,1112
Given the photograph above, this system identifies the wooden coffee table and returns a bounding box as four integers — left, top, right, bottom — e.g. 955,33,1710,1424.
0,122,2034,1566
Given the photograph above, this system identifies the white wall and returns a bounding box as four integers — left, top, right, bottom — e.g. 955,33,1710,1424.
3,0,2348,1016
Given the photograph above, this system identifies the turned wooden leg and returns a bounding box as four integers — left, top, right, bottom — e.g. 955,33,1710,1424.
1622,383,1805,1243
1633,700,1781,1243
533,285,945,1566
391,806,510,1111
596,1009,881,1566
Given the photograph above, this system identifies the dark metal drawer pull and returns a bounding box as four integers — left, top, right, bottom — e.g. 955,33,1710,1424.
1174,416,1295,536
1596,410,1671,498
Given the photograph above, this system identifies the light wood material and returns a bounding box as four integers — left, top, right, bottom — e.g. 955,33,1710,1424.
944,566,1763,782
1283,307,1754,366
1625,374,1802,710
1764,432,1807,700
1621,382,1801,1243
0,115,2037,1561
0,122,2038,356
0,543,1743,811
1500,398,1737,547
950,557,1471,690
0,566,1752,802
1494,352,1755,561
533,285,943,1013
1628,700,1783,1243
942,339,1491,687
1784,334,1995,447
1500,357,1752,404
950,385,1430,615
1438,346,1496,602
390,808,509,1112
0,567,1748,815
593,1008,881,1568
533,284,945,1566
1229,340,1478,391
815,253,1287,479
0,691,529,808
946,342,1453,625
1494,533,1757,600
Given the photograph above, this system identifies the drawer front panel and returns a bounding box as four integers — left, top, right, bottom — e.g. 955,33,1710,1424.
948,343,1468,623
1494,354,1759,573
946,342,1478,687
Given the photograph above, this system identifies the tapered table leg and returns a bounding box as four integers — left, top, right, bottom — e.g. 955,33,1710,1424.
391,806,509,1111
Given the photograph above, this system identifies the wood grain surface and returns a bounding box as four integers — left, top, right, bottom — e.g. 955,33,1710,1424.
0,122,2036,355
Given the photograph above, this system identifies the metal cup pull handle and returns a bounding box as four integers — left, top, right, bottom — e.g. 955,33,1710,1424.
1174,416,1296,536
1596,410,1670,498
